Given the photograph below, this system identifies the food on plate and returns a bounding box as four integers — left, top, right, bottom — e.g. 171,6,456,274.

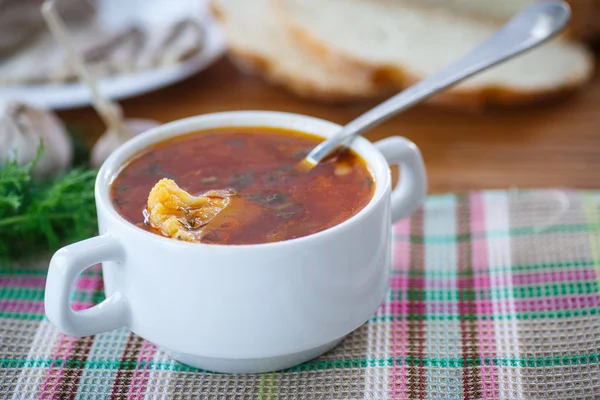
0,2,206,86
139,19,207,68
111,128,375,244
273,0,594,108
0,99,72,179
208,0,389,102
40,0,160,169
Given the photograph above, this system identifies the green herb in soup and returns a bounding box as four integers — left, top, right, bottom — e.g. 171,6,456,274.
110,127,375,244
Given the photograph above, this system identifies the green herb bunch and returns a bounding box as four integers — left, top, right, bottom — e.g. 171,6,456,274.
0,147,98,266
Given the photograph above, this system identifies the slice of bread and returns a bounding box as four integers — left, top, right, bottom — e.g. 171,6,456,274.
403,0,600,42
275,0,594,108
209,0,390,102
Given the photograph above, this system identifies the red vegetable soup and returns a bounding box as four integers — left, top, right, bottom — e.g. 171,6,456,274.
110,127,375,244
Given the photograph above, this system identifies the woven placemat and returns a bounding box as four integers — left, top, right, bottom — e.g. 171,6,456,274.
1,190,599,399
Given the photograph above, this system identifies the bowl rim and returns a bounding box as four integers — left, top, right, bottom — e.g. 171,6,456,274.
95,111,393,249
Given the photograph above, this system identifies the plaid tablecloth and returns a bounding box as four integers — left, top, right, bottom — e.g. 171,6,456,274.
1,190,599,399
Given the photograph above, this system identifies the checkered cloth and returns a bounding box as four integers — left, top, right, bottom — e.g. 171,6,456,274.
1,190,599,399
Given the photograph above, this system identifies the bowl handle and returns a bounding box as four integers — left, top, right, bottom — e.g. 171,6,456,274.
375,137,427,223
45,235,130,337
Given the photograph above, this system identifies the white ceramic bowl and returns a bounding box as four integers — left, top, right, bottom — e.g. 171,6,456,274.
44,111,427,373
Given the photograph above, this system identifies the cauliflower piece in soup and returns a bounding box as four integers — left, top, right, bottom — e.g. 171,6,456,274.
146,178,232,241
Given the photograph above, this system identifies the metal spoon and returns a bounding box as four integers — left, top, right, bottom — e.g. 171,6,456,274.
304,1,571,166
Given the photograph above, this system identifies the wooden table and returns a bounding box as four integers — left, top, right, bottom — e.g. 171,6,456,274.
59,58,600,194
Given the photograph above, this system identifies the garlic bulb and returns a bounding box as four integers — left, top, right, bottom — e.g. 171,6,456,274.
91,118,159,168
0,99,72,178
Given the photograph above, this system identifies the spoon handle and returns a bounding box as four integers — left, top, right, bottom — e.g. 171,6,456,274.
306,1,570,164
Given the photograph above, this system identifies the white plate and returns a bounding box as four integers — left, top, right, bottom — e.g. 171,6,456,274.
0,0,224,110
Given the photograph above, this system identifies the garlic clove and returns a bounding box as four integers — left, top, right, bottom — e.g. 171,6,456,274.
91,118,159,168
0,99,72,179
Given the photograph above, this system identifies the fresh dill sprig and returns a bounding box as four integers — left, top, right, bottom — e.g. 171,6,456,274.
0,148,98,266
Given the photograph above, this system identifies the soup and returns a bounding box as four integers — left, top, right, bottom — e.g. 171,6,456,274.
111,127,375,244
